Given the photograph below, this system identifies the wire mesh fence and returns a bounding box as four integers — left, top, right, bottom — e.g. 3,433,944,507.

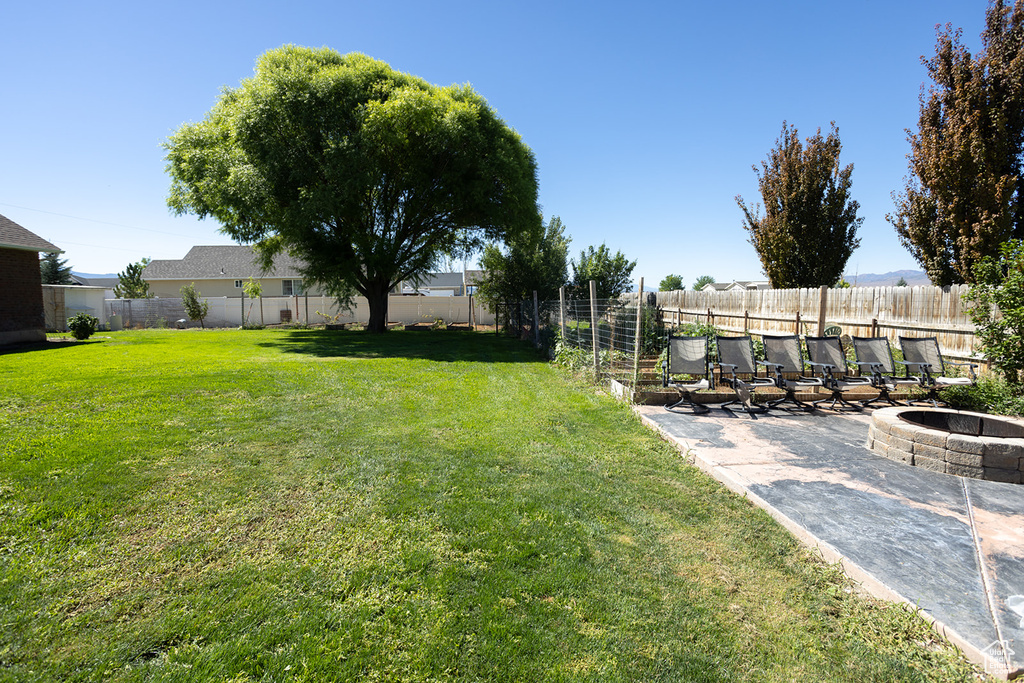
499,291,665,389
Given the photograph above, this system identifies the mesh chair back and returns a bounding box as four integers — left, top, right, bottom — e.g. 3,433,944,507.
667,336,709,377
716,336,757,374
805,336,847,371
851,337,895,374
762,335,804,373
899,337,944,375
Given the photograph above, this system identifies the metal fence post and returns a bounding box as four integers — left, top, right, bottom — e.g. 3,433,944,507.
559,287,566,340
633,278,644,388
590,280,600,378
533,290,540,347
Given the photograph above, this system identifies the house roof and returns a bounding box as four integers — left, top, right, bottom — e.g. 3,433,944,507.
143,245,306,280
0,213,61,253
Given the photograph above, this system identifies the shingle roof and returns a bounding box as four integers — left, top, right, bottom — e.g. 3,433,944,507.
0,213,61,253
143,245,306,280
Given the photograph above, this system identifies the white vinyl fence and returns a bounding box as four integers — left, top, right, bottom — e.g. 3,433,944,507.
106,295,494,329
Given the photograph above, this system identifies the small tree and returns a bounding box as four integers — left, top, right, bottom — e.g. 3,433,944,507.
896,276,908,287
965,239,1024,386
476,215,570,310
658,274,684,292
40,252,73,284
569,244,636,300
113,259,152,298
692,275,716,291
242,278,262,325
737,122,862,288
180,282,210,329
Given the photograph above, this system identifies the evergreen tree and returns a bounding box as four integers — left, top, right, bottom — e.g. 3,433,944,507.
113,259,153,298
889,0,1024,285
737,122,862,289
40,252,73,284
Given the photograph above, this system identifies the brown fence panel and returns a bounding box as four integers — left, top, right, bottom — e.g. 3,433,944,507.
653,285,981,361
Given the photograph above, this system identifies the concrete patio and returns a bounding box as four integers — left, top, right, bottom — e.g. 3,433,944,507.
636,405,1024,679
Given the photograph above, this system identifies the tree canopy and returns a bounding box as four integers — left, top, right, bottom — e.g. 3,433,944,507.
692,275,715,291
889,0,1024,285
658,274,684,292
475,215,570,310
736,122,862,289
40,252,72,285
569,244,636,300
165,46,541,332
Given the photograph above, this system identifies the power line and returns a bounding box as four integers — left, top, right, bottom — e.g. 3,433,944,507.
0,201,199,238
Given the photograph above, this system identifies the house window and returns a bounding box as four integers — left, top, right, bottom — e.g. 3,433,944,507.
234,280,243,288
282,279,304,296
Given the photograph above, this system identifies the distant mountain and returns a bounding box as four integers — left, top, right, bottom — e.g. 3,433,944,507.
844,270,931,287
72,271,117,279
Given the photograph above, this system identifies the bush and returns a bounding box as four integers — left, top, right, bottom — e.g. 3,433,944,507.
942,373,1024,417
965,239,1024,387
66,313,99,340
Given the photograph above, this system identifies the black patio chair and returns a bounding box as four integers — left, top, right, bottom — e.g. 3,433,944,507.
851,336,924,407
898,336,977,407
760,334,823,412
662,335,714,414
715,335,775,416
804,336,873,411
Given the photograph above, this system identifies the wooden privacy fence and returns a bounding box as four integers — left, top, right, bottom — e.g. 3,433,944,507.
650,285,981,361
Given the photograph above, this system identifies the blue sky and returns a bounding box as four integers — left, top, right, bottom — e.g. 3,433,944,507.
0,0,990,286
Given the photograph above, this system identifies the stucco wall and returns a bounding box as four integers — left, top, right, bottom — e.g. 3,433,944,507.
0,247,46,344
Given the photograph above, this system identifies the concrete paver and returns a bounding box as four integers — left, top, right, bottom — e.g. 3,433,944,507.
636,405,1024,679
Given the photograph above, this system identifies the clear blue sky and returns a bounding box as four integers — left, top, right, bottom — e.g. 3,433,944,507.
0,0,990,286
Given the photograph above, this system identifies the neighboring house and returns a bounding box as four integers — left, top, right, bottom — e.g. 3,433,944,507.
142,245,323,298
701,280,771,292
0,213,61,345
397,272,468,296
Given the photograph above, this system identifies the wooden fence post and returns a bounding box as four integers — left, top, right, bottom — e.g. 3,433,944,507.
817,285,828,336
590,280,600,378
871,318,878,337
795,311,801,335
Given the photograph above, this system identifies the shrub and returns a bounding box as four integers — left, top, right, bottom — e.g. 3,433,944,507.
964,239,1024,387
180,282,211,329
66,313,99,340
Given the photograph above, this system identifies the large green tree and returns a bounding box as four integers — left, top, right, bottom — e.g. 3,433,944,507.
736,122,862,289
40,252,72,285
889,0,1024,285
569,244,637,300
165,46,541,332
475,215,570,309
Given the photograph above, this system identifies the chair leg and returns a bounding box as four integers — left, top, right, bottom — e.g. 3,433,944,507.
720,381,767,416
666,391,710,414
767,391,815,412
860,385,901,408
811,392,862,412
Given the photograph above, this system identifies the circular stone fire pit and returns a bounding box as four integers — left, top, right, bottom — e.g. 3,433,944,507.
868,407,1024,483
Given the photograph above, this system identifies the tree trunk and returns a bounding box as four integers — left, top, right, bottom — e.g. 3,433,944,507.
365,282,390,333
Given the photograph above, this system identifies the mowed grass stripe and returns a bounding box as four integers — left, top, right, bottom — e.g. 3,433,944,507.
0,329,979,681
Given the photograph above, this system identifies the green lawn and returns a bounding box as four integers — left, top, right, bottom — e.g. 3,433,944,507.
0,329,981,682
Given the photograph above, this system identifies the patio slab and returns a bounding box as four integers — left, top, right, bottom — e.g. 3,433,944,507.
636,405,1024,680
